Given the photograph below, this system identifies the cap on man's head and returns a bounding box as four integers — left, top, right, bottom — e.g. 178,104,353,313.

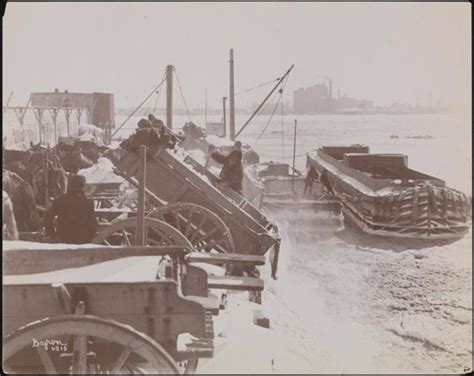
68,174,86,193
138,119,151,128
234,141,242,149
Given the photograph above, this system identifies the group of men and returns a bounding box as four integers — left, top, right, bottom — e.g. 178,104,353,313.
3,113,334,244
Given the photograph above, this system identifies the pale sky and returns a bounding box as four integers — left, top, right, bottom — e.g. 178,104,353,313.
3,2,471,110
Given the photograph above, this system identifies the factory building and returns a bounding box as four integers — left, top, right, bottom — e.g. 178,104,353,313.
293,81,373,114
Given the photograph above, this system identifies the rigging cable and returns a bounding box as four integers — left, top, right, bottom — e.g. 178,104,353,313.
152,70,166,115
173,67,193,123
254,74,290,143
234,78,280,97
111,74,167,138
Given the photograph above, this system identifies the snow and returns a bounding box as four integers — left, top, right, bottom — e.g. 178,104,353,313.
206,135,235,148
78,157,124,183
78,123,104,145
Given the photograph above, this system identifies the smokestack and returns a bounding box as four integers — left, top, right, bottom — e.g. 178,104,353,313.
229,49,235,141
329,80,332,99
338,89,340,100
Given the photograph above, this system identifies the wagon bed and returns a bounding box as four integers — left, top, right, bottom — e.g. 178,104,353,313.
114,147,278,256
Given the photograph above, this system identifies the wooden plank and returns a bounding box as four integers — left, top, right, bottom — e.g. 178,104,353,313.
207,275,264,291
188,252,266,266
3,246,189,276
136,146,147,246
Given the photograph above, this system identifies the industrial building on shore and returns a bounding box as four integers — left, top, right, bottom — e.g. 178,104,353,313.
293,81,374,114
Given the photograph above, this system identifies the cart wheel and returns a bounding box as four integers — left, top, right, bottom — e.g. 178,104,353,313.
177,358,199,374
92,217,192,247
3,315,180,374
148,203,234,254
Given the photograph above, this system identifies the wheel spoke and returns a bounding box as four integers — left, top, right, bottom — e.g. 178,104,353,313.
71,335,88,374
184,210,195,237
36,346,57,374
110,347,133,374
173,211,181,232
121,229,132,247
189,216,207,244
194,225,221,246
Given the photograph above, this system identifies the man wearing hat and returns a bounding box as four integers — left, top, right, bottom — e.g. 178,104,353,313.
43,174,98,244
209,141,244,194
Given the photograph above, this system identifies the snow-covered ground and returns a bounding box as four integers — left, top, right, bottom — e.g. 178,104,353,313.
3,112,471,373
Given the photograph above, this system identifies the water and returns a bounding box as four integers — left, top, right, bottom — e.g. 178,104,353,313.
3,111,472,373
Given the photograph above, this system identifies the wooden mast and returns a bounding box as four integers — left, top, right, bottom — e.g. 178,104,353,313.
291,119,297,190
229,49,235,141
222,97,227,138
166,65,173,130
205,89,208,127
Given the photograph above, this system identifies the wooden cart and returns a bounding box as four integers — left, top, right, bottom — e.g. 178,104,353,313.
3,240,266,374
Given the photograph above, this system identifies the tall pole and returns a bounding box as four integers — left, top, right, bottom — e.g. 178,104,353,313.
222,97,227,138
166,65,173,130
136,145,147,246
292,119,297,190
205,89,208,126
229,49,235,141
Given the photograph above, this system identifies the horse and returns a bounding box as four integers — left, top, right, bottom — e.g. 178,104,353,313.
2,170,41,233
3,190,19,240
4,148,68,206
54,142,95,174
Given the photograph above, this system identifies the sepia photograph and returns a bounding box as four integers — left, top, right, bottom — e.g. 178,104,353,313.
2,1,472,374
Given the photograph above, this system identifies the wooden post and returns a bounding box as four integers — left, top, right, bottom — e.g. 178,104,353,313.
34,108,44,144
222,97,227,138
291,119,297,190
48,108,59,145
64,108,72,136
76,108,84,126
3,91,14,114
136,145,147,246
166,65,173,130
44,150,51,209
229,49,235,141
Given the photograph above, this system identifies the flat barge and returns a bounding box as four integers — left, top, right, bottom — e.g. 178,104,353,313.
307,145,471,240
243,161,343,232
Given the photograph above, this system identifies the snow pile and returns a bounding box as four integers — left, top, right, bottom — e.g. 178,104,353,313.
78,157,124,183
78,123,104,145
206,135,235,148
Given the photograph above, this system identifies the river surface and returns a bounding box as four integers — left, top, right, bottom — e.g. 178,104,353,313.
3,112,472,373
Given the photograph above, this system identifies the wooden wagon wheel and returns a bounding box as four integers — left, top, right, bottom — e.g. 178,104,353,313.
177,358,199,374
93,217,192,248
3,315,180,374
147,203,234,254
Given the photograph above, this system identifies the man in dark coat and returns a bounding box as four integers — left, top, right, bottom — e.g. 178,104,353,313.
304,166,319,196
210,141,244,194
320,168,334,195
43,174,98,244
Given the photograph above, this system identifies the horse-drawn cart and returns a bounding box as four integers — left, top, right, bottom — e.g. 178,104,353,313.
111,146,279,258
3,240,266,374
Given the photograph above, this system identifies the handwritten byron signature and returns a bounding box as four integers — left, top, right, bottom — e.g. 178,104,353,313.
32,338,68,352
